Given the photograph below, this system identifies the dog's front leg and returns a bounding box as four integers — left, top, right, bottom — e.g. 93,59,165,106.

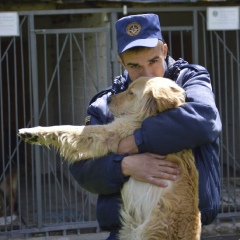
18,124,124,162
18,117,141,162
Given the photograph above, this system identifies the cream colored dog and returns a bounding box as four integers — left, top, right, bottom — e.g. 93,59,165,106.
18,77,201,240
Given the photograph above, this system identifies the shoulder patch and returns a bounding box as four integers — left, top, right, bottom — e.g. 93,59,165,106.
85,115,91,125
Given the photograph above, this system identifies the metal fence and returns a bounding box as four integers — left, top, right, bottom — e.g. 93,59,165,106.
0,7,239,238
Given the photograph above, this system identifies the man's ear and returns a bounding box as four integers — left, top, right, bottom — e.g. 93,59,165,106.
118,55,124,67
163,44,168,58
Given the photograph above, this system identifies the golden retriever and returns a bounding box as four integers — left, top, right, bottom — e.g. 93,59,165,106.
18,77,201,239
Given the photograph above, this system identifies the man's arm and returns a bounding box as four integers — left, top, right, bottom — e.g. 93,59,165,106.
69,153,127,195
69,92,180,194
119,68,221,156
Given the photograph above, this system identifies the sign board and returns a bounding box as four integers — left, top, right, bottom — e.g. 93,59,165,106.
207,7,240,31
0,12,20,37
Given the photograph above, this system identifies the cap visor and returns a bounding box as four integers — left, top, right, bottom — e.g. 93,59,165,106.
121,38,158,53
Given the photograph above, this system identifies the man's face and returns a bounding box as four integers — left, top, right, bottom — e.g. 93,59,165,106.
118,42,168,81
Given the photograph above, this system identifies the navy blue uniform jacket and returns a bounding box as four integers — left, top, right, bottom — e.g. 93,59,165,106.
69,57,222,230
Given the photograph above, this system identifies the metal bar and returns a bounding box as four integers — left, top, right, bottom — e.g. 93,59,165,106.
17,7,207,16
58,29,65,222
193,10,198,64
54,152,58,224
29,14,42,228
180,31,184,59
5,49,10,227
28,13,37,228
237,29,240,177
13,36,19,230
217,212,240,218
106,28,112,86
110,12,120,79
42,152,47,223
222,31,231,213
82,32,87,114
201,12,207,67
95,32,99,91
43,32,53,224
69,33,74,220
57,33,62,125
215,34,225,215
20,15,27,228
1,41,7,230
69,33,74,124
210,31,216,93
0,221,99,236
162,26,193,31
230,55,237,211
34,28,109,34
168,31,172,56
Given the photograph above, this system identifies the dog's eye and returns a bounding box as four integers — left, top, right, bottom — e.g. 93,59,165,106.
128,91,134,95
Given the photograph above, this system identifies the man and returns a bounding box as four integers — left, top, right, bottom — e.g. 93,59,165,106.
69,14,222,240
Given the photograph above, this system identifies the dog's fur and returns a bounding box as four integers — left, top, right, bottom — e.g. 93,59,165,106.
18,77,201,239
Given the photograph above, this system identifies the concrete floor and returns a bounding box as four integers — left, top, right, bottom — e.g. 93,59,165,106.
7,232,240,240
205,235,240,240
8,232,109,240
1,215,240,239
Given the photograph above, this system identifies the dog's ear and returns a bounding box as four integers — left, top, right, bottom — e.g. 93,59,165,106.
145,80,185,113
140,95,160,116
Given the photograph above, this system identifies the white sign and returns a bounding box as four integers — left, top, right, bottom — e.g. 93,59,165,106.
0,12,20,36
207,7,240,31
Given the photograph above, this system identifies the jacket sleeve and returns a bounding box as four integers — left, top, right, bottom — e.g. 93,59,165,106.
134,66,222,154
69,93,128,195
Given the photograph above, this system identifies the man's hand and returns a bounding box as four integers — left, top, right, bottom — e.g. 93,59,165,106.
121,153,180,188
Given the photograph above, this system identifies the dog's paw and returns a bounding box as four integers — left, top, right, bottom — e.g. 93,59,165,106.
18,128,42,144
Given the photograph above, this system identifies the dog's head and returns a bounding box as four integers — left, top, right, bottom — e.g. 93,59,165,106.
108,77,185,119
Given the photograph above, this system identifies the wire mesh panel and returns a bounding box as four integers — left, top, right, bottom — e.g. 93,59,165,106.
197,11,240,223
209,30,240,222
29,26,111,229
0,12,110,237
0,15,31,235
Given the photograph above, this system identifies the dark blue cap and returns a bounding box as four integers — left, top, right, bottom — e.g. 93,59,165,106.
115,14,163,54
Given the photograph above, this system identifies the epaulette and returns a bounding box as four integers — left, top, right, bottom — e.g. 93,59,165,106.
88,86,112,105
85,115,91,125
88,74,130,106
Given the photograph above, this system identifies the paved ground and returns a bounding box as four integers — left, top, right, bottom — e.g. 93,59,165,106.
201,221,240,240
3,218,240,239
7,232,240,240
8,232,109,240
5,228,240,240
206,236,240,240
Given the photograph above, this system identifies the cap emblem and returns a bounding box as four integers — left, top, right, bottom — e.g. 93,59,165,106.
126,22,141,37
